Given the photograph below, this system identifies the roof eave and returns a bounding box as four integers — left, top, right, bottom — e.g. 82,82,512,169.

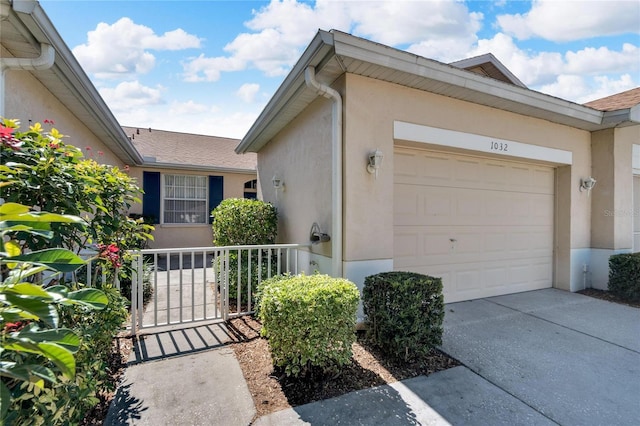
9,1,144,165
139,161,256,174
239,30,616,155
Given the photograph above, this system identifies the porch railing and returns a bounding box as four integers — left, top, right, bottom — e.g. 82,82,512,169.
128,244,310,334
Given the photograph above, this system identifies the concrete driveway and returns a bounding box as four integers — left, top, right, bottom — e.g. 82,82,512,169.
258,289,639,426
439,288,640,426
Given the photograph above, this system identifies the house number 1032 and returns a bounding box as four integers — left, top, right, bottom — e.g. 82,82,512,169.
490,141,508,152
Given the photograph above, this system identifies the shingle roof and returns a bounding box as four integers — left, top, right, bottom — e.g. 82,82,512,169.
122,127,256,172
584,87,640,111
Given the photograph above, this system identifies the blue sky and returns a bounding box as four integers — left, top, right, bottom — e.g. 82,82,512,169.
40,0,640,139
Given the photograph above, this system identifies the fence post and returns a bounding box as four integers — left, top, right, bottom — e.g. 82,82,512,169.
137,251,144,329
130,252,138,335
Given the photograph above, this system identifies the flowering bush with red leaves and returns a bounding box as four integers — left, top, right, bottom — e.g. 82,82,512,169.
0,118,152,257
97,243,122,268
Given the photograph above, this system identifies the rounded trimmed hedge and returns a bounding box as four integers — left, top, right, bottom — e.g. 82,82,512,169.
363,271,444,362
257,273,359,377
609,253,640,302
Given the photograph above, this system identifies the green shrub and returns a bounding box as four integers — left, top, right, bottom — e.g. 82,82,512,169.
257,274,359,377
608,253,640,302
211,198,277,305
6,287,130,425
0,203,113,424
211,198,277,246
363,271,444,362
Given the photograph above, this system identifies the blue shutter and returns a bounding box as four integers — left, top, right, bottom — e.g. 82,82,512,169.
208,176,224,223
142,171,161,224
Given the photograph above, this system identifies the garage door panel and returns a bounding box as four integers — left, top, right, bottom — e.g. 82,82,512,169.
394,147,554,302
455,268,482,292
485,267,509,288
396,185,553,227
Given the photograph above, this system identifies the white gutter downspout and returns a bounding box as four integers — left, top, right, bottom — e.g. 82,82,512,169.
305,66,343,278
0,43,55,118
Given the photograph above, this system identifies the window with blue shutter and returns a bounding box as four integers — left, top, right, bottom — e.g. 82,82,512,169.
142,171,161,224
208,176,224,223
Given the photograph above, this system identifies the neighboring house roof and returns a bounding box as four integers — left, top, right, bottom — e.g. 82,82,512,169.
122,126,256,173
449,53,527,88
1,0,143,165
237,29,638,154
584,87,640,111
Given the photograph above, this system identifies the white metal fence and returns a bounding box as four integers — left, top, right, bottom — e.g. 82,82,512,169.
128,244,310,334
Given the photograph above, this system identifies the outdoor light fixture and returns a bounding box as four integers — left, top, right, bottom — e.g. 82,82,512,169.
310,222,330,244
272,175,284,201
272,175,284,190
367,149,384,178
580,177,597,196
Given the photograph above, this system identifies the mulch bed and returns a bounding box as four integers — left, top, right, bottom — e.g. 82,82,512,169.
577,288,640,308
228,315,460,420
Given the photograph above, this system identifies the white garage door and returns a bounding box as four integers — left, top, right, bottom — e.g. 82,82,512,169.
394,147,554,303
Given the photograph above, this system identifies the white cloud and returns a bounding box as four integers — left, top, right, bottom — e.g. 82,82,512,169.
539,74,637,104
73,17,201,78
467,33,639,94
347,1,482,47
564,43,640,76
497,0,640,42
99,80,164,110
169,100,212,115
181,0,483,80
182,54,245,82
236,83,261,103
117,106,258,139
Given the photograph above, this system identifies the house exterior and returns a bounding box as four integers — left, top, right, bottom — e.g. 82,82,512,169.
237,29,640,304
123,127,257,248
1,0,141,169
1,0,256,249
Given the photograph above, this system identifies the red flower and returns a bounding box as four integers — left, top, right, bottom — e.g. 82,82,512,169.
3,321,29,333
97,243,122,268
49,142,60,149
43,119,55,125
0,125,13,138
0,125,20,150
85,146,92,151
97,150,104,156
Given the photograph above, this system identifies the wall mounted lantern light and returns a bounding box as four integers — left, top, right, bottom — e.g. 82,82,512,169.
580,177,596,196
367,149,384,179
272,175,284,190
272,175,284,201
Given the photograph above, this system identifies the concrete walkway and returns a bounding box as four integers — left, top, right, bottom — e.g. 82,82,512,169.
105,289,640,425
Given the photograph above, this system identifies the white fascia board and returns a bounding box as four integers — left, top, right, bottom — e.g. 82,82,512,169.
629,104,640,123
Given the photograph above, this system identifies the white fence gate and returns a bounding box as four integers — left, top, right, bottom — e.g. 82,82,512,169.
128,244,309,334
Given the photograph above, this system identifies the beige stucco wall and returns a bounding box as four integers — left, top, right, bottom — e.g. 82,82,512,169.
128,166,256,248
343,74,592,282
4,70,124,167
257,94,334,256
591,125,640,249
